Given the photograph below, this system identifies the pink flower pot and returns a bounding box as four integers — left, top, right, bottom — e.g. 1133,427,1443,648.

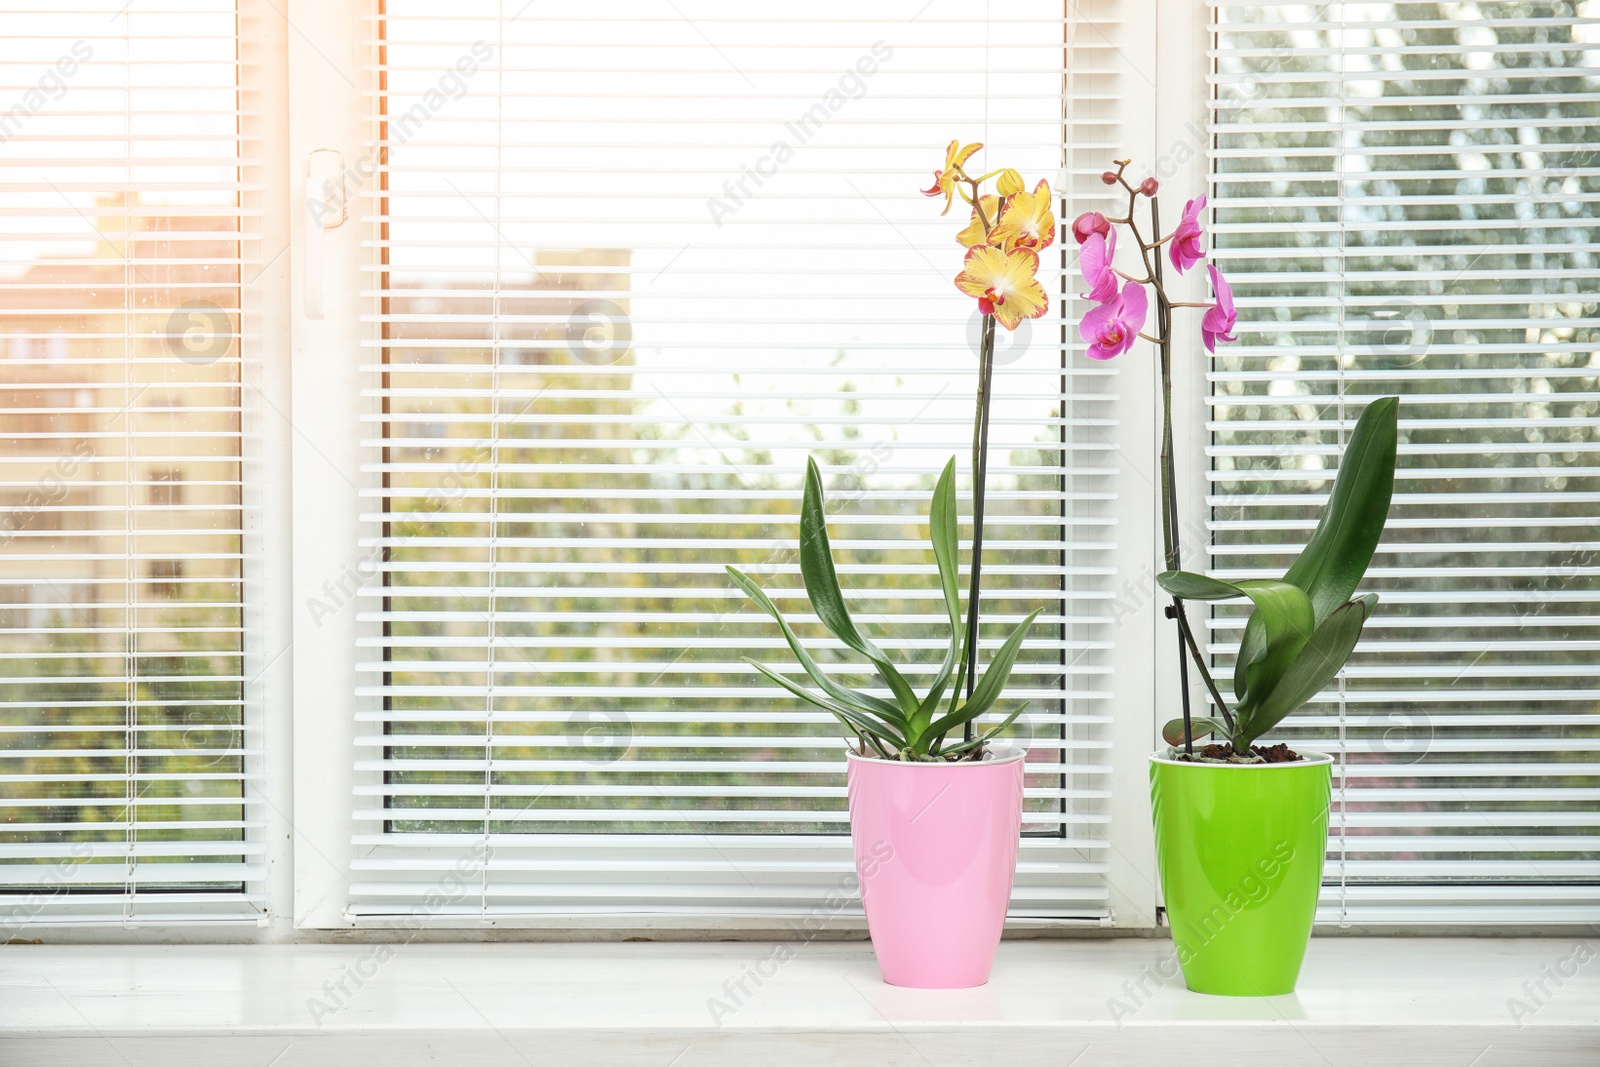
846,745,1026,988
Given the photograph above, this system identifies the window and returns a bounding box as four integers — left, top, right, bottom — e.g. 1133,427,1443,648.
0,1,261,928
4,0,1595,937
329,0,1128,926
1209,1,1600,923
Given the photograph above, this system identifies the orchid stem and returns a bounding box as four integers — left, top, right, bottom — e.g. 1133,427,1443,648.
1148,197,1194,754
968,178,994,232
962,314,997,744
1172,600,1236,735
1140,191,1234,750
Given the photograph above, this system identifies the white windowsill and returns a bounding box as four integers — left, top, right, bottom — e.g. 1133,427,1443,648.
3,938,1596,1065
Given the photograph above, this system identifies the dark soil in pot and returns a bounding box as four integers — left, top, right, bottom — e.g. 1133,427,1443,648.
1176,742,1304,763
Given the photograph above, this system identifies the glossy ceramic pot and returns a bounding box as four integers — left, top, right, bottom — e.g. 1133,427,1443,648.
846,745,1025,988
1148,749,1332,996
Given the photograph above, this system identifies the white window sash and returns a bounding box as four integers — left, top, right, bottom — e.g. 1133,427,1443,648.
1203,0,1600,926
0,0,297,933
285,0,1167,931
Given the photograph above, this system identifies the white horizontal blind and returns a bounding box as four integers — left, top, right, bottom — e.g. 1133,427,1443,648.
350,0,1124,924
1209,1,1600,924
0,1,261,927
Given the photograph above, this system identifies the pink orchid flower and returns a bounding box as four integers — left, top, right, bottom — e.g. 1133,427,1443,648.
1202,263,1237,353
1071,211,1110,244
1079,228,1118,304
1168,193,1207,274
1079,280,1148,360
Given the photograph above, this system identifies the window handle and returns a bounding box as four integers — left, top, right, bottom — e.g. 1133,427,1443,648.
303,149,345,321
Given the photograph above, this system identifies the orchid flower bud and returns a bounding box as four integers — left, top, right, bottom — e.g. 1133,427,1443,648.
1071,211,1111,245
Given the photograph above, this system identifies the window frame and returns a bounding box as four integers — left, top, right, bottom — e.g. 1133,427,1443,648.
279,0,1172,933
284,0,373,932
26,0,1568,941
0,0,295,941
243,0,298,941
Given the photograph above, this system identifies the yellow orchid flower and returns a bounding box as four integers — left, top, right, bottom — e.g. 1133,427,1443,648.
954,245,1048,331
955,195,1001,248
920,139,983,215
996,168,1024,196
991,179,1056,253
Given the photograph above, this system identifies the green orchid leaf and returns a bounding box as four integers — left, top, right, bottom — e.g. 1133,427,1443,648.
798,457,921,716
742,657,908,751
1282,396,1399,623
920,697,976,750
1233,611,1261,702
1157,571,1246,601
1234,595,1377,748
823,710,892,760
918,608,1041,747
938,704,1029,757
908,456,967,743
725,564,904,726
830,704,910,754
912,636,965,743
1152,568,1256,703
930,457,963,642
846,724,894,761
1230,579,1316,715
1161,716,1229,748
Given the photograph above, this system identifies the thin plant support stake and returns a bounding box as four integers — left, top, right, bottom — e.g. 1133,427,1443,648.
963,314,997,742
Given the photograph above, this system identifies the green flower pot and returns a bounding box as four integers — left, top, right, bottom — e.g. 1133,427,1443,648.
1148,750,1332,996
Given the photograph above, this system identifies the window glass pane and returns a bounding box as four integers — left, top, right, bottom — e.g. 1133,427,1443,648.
352,1,1122,921
1211,1,1600,922
0,0,254,927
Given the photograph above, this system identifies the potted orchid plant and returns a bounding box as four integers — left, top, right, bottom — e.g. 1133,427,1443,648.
726,141,1053,988
1072,159,1400,996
